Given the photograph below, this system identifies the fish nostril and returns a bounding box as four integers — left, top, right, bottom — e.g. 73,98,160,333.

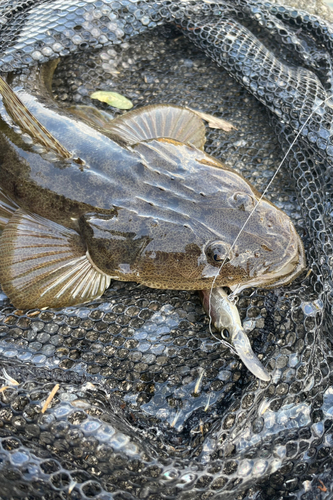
266,212,276,228
229,192,255,211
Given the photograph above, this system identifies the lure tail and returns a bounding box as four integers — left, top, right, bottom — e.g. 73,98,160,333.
231,328,270,382
200,288,270,382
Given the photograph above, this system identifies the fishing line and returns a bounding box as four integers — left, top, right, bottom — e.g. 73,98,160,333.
208,92,333,338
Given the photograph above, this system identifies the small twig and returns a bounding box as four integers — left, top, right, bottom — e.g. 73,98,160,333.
41,384,60,414
194,369,205,394
318,479,327,493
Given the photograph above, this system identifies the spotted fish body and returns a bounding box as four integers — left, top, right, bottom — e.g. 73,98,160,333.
0,64,305,378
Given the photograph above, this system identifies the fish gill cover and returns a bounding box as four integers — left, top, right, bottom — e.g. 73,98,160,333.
0,0,332,499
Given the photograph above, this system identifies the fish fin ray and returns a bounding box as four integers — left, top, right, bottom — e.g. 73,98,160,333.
0,76,71,159
68,105,115,129
0,209,111,309
103,104,206,149
0,188,19,230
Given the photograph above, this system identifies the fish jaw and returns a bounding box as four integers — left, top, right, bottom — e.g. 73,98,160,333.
229,227,306,294
262,230,306,288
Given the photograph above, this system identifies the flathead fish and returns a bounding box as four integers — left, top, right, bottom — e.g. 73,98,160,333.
0,62,306,379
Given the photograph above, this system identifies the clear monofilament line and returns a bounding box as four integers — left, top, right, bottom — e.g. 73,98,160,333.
208,93,333,337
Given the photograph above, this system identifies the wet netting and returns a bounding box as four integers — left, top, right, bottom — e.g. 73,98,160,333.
0,0,333,498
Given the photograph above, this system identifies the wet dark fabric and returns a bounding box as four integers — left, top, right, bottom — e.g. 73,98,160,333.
0,1,333,499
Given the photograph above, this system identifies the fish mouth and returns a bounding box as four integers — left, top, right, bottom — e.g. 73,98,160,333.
230,224,306,293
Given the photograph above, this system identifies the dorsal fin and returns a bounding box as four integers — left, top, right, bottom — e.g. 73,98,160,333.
102,104,206,149
0,76,72,159
68,105,115,129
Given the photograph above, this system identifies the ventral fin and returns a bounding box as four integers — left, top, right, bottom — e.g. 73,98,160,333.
0,188,19,230
0,209,111,310
102,104,206,149
0,76,72,159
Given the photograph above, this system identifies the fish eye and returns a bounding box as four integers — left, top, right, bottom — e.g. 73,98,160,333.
230,192,255,211
206,242,230,263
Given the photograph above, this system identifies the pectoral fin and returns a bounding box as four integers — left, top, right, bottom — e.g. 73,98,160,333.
102,104,206,149
0,76,71,159
0,210,111,310
0,188,19,229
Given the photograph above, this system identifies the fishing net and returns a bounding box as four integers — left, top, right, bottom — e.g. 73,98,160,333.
0,0,332,498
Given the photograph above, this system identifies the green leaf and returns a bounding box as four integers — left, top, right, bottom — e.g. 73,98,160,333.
90,91,133,110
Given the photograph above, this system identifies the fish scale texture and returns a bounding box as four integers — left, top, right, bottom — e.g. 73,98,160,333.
0,0,333,499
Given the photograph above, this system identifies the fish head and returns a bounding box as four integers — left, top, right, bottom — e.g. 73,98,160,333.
80,149,305,291
199,188,305,292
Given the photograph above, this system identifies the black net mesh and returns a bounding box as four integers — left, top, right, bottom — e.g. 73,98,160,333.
0,1,333,499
